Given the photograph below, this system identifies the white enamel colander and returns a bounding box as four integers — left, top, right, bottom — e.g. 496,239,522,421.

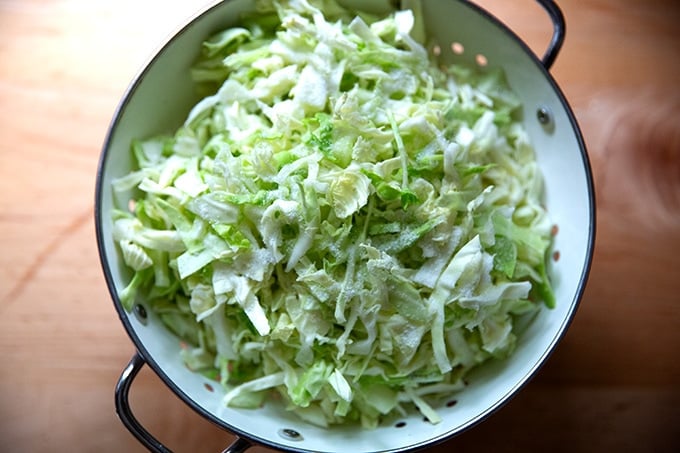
95,1,595,451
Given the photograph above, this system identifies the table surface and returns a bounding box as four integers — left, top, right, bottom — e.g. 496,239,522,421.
1,1,679,452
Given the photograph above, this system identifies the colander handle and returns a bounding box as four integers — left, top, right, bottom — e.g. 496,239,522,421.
535,0,565,69
115,352,253,453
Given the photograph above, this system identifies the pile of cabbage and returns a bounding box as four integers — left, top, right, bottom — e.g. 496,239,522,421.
112,0,555,428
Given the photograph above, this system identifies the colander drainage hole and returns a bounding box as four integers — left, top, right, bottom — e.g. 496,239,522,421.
278,428,303,441
133,304,148,325
537,106,554,127
394,421,407,428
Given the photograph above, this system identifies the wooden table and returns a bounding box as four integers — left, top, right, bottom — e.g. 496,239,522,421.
1,1,678,451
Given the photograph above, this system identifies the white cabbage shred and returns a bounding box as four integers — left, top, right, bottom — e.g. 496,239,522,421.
111,0,555,428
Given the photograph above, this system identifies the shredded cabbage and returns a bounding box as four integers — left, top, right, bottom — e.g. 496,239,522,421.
112,0,555,428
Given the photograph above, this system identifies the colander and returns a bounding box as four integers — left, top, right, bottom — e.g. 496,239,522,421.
95,0,595,451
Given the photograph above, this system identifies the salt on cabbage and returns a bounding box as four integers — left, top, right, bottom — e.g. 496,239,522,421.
111,0,555,428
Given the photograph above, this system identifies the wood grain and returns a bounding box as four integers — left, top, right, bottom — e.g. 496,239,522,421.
1,1,678,452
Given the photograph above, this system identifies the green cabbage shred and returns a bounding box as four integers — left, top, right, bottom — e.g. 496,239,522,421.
112,0,555,429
